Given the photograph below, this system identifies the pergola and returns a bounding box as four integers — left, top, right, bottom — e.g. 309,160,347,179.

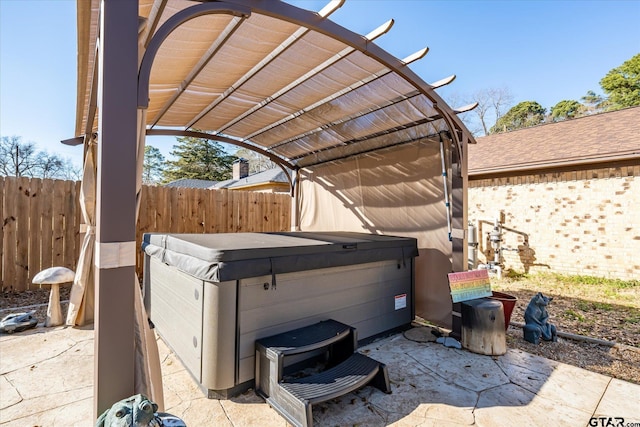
70,0,476,416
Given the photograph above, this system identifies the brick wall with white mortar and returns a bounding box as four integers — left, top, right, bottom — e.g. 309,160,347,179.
468,164,640,280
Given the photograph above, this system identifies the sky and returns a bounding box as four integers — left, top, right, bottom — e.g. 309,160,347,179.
1,0,639,170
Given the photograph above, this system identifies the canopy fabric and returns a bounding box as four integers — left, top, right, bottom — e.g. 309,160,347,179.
75,0,475,169
66,138,96,326
297,136,457,325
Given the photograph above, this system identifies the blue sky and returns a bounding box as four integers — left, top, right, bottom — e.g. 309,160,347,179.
1,0,639,169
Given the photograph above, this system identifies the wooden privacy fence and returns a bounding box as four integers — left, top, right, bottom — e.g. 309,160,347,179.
1,176,291,292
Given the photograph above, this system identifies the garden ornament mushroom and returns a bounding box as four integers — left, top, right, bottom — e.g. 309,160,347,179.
32,267,75,327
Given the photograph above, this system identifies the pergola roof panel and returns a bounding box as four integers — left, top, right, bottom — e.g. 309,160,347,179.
251,72,419,148
223,52,389,139
76,0,475,168
269,95,439,159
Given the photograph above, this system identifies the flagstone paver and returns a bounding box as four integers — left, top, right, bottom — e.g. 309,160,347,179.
1,324,638,426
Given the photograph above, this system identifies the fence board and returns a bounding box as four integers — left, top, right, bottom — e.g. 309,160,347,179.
190,188,205,234
238,191,248,232
169,186,179,233
63,180,77,270
219,189,230,232
247,191,264,231
51,180,66,267
2,176,291,291
197,189,206,234
2,177,17,291
39,179,54,274
15,177,30,289
211,190,220,231
28,178,43,283
226,190,234,232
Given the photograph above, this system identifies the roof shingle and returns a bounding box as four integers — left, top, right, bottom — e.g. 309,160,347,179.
468,107,640,175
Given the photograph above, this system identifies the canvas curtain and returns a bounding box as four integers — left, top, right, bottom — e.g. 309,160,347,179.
66,136,96,326
133,108,164,409
297,138,455,327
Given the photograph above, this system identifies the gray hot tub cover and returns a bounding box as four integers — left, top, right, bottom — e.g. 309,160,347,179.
142,232,418,283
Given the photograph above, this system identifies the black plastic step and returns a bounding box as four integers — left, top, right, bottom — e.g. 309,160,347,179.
255,319,391,427
256,319,354,357
280,352,391,403
267,353,391,427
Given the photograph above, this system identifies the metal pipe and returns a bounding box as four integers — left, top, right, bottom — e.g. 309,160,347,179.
439,133,452,241
468,222,478,269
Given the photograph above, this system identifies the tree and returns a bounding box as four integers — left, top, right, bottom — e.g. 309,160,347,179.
489,101,546,134
234,148,277,174
0,136,38,176
57,159,82,181
600,53,640,110
550,100,584,122
446,87,514,136
143,145,166,184
34,151,65,179
0,135,76,179
580,90,608,115
164,134,235,182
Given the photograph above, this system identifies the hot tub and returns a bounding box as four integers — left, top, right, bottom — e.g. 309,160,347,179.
142,231,418,398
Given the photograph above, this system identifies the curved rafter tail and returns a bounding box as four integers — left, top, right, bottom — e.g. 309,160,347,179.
318,0,344,18
453,102,479,114
430,75,456,89
402,47,429,64
365,19,394,40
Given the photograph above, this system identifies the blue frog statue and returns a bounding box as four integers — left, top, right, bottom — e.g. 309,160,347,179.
523,292,558,344
96,394,185,427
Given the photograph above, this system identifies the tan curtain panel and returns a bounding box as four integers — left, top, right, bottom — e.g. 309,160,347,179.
298,138,455,327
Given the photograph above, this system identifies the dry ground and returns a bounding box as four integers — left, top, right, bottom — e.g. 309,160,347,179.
492,273,639,384
2,273,639,384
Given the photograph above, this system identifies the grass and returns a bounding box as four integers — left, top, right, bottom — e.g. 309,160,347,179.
576,300,613,311
497,271,640,308
563,309,586,322
626,314,640,324
552,274,640,289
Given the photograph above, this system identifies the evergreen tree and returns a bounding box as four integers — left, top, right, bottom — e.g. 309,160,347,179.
489,101,546,134
550,100,585,122
600,53,640,110
580,90,608,114
164,135,235,182
143,145,166,184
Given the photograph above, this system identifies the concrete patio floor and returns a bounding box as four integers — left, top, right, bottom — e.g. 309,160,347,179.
1,324,638,426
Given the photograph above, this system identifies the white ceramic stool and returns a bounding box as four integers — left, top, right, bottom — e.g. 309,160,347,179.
32,267,75,327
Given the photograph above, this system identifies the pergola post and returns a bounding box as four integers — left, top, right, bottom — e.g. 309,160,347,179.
94,0,139,417
291,169,301,231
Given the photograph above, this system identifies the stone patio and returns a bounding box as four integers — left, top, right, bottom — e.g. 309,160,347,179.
1,325,638,426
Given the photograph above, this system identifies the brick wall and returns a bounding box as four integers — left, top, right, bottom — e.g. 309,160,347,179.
468,164,640,280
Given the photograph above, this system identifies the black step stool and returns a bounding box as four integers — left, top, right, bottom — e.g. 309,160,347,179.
255,319,391,427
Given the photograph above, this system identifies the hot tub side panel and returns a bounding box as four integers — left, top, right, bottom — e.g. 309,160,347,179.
144,256,204,381
144,256,238,393
236,258,413,384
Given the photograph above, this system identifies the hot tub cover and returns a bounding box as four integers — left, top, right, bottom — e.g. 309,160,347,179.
142,232,418,282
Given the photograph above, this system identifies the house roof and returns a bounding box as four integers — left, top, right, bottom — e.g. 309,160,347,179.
468,106,640,176
75,0,475,172
213,167,290,190
163,169,289,190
